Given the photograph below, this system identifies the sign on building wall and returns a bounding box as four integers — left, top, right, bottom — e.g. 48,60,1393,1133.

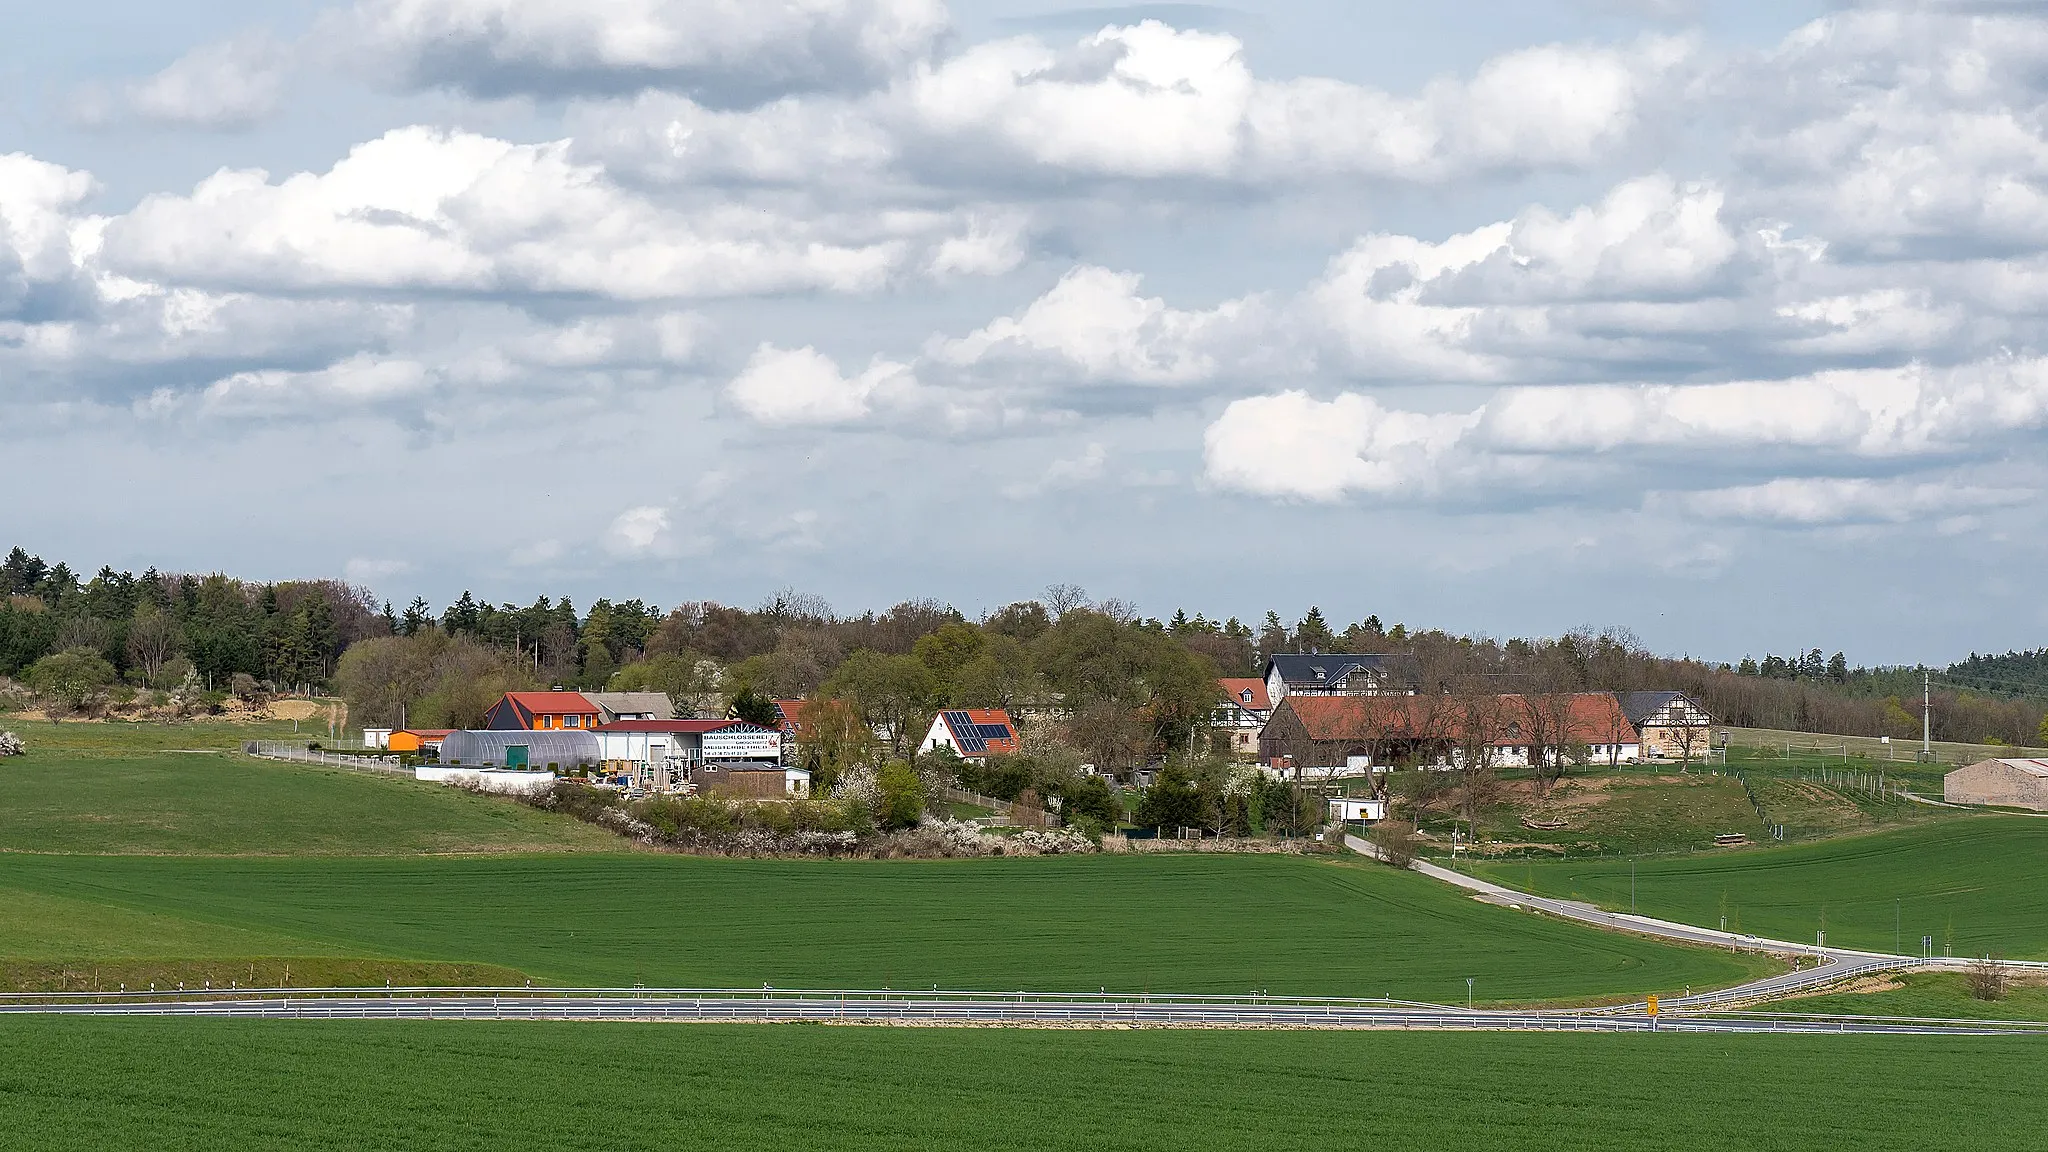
704,729,781,760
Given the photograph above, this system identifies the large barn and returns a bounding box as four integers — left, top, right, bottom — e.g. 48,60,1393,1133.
1945,758,2048,810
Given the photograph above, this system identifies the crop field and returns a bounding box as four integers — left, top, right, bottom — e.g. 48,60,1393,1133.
1464,816,2048,958
0,721,615,855
1,1017,2042,1151
0,852,1773,1002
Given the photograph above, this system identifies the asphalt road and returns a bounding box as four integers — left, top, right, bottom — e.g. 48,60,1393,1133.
3,989,2042,1035
1343,834,2048,1008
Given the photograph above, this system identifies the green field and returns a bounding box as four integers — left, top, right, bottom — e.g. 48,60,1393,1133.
0,852,1772,1002
1464,816,2048,958
0,721,615,855
1785,971,2048,1022
0,1018,2042,1151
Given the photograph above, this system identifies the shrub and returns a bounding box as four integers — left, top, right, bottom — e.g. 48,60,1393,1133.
0,731,24,757
1968,954,2010,1001
878,761,924,830
1366,821,1420,869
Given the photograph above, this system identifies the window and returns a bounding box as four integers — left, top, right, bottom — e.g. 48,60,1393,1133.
538,715,553,729
565,715,581,728
1241,689,1253,704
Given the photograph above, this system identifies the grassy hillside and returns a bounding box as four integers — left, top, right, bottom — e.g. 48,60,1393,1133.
1463,816,2048,958
0,852,1772,1003
2,1019,2042,1152
1783,971,2048,1022
0,721,615,855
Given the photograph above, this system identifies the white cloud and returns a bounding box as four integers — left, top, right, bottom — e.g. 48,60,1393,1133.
901,23,1687,184
608,505,671,552
0,153,97,315
933,266,1252,384
1202,391,1480,501
1730,8,2048,257
725,343,918,425
345,0,949,105
1677,476,2031,526
100,127,987,300
1203,356,2048,509
81,36,289,131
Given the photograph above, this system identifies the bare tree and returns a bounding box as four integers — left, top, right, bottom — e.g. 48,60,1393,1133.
1670,697,1707,772
125,604,184,686
1042,584,1089,620
1968,954,2010,1001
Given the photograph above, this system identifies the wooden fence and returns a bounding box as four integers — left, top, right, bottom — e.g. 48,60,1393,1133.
939,785,1061,828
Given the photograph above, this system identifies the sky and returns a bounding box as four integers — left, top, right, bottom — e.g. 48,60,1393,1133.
5,0,2046,666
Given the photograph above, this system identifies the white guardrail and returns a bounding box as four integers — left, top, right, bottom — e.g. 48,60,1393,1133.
2,987,2044,1035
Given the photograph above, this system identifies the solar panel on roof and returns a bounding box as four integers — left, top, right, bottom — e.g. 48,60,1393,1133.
975,724,1013,741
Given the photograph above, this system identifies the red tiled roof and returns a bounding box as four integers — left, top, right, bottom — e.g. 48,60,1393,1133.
1280,693,1638,745
396,728,454,739
1218,677,1271,711
503,691,598,714
941,708,1020,755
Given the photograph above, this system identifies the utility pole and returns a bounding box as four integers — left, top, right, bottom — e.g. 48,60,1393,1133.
1922,670,1931,762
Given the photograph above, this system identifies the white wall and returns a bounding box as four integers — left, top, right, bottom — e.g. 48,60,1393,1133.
416,766,556,794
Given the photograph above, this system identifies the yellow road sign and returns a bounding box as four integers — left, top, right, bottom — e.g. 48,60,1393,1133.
1646,994,1659,1017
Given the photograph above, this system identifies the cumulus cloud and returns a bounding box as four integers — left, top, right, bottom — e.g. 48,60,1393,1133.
1729,7,2048,258
932,265,1254,384
571,22,1688,193
99,127,996,300
901,23,1687,183
725,344,919,425
344,0,949,105
608,505,671,552
75,36,289,130
1203,356,2048,512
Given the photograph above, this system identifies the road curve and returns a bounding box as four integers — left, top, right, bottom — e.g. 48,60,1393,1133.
1342,834,2039,1008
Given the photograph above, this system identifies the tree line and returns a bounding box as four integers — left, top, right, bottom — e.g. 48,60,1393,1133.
7,543,2046,747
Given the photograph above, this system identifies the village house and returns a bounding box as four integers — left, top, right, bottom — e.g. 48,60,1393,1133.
1263,653,1422,705
1615,692,1715,761
1258,692,1641,776
1212,677,1273,758
484,690,601,732
921,708,1019,762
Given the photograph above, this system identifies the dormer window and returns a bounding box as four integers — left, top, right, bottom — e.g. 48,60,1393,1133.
1240,689,1253,704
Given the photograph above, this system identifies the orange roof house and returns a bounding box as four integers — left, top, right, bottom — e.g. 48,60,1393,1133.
1217,677,1272,713
387,729,453,754
485,691,600,732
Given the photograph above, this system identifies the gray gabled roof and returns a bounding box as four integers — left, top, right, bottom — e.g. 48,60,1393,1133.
586,691,676,720
1265,653,1421,691
1616,691,1695,725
